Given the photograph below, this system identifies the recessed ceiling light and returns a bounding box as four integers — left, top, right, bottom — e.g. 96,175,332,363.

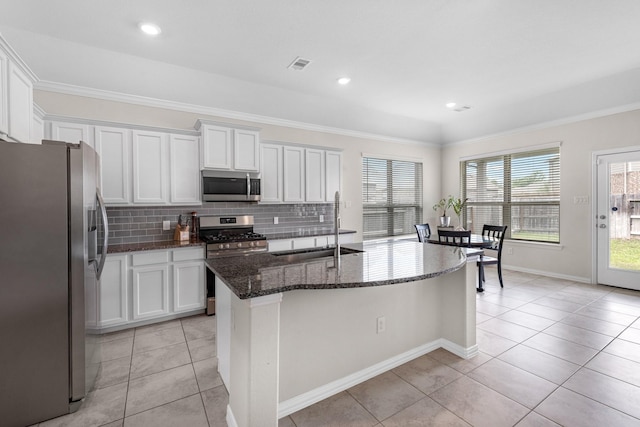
139,22,161,36
337,77,351,85
446,102,457,109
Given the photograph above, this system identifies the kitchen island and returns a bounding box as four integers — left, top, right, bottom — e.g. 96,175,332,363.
206,239,478,427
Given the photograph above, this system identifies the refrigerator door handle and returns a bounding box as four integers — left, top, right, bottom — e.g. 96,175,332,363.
96,190,109,279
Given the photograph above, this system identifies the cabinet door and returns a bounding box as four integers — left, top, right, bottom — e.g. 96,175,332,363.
201,124,232,170
305,148,325,202
132,130,167,204
7,62,33,144
260,143,283,203
98,255,128,327
283,146,305,202
132,265,169,320
95,126,131,204
50,121,92,147
0,49,8,137
326,151,342,202
170,134,200,204
173,261,205,312
233,129,260,171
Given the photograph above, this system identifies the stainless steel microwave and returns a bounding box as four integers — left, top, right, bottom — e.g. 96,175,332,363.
202,171,261,202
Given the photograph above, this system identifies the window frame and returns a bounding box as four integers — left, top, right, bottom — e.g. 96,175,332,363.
362,156,423,240
461,145,561,244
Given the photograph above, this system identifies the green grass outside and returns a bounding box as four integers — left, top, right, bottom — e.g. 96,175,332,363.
610,238,640,271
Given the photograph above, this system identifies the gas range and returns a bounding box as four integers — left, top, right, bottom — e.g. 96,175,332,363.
199,215,268,257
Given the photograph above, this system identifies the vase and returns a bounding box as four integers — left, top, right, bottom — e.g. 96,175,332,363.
454,215,465,231
439,216,451,227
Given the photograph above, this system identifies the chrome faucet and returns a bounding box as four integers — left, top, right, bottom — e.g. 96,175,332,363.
334,191,341,269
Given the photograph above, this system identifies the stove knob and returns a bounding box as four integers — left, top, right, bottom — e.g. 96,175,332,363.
224,244,230,249
237,242,243,248
249,241,255,247
218,244,224,250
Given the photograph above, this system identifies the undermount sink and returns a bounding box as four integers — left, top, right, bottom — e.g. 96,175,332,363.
273,247,363,262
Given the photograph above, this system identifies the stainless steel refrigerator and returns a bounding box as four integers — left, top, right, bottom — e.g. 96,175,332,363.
0,140,108,426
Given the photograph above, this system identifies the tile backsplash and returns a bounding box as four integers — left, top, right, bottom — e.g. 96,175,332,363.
106,203,335,245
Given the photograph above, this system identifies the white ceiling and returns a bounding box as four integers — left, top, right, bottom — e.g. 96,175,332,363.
2,0,640,144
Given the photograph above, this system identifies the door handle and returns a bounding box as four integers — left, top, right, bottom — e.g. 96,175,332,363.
599,224,607,229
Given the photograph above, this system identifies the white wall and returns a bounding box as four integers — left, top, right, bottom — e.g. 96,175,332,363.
442,109,640,282
34,90,442,241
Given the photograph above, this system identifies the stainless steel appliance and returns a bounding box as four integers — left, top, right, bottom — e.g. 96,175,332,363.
202,170,261,202
200,215,267,315
0,140,108,427
199,215,268,257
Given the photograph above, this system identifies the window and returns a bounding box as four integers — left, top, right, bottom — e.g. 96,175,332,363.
362,157,423,240
462,146,560,243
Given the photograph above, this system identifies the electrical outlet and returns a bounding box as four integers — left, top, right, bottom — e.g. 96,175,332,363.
376,316,386,334
319,214,324,223
274,217,279,225
162,220,170,230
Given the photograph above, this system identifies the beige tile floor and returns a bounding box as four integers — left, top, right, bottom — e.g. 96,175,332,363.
36,269,640,426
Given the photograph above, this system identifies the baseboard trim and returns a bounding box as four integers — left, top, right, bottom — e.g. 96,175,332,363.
503,265,591,284
277,339,476,418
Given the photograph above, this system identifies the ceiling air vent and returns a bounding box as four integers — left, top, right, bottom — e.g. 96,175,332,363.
288,57,311,71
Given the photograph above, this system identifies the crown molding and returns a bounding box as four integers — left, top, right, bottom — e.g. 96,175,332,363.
35,80,440,148
445,102,640,148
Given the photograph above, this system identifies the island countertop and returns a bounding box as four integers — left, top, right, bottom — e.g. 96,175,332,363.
205,240,467,299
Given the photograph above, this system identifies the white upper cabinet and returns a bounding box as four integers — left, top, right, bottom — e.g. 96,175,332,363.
95,126,131,205
197,120,261,172
0,36,36,144
7,62,33,144
132,130,168,204
233,128,260,171
169,134,200,205
260,143,283,203
0,48,8,137
283,145,305,202
262,141,341,204
305,148,325,202
325,150,342,201
49,121,93,147
200,123,232,170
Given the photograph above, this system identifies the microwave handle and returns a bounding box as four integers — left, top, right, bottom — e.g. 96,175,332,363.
246,173,250,199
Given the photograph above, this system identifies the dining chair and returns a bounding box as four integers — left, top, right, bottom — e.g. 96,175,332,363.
437,229,471,247
477,225,508,287
414,223,431,243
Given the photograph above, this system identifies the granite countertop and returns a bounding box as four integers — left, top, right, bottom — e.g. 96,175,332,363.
107,239,205,254
263,229,356,240
206,240,466,299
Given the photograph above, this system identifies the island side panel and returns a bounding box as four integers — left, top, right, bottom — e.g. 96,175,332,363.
278,277,447,404
439,263,478,357
228,292,283,427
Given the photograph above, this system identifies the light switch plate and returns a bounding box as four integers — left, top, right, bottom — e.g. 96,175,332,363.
162,220,170,230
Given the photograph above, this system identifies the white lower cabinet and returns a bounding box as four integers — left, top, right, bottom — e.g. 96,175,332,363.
99,247,205,330
268,233,355,252
98,254,128,327
132,264,169,320
173,261,205,313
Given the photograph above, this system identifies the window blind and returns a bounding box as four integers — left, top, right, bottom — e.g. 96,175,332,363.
462,147,560,243
362,157,423,239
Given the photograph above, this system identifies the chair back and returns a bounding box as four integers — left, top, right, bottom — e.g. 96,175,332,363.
438,229,471,247
414,223,431,243
481,225,507,257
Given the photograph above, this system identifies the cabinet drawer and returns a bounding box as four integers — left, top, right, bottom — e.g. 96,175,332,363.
132,250,169,266
172,247,204,262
